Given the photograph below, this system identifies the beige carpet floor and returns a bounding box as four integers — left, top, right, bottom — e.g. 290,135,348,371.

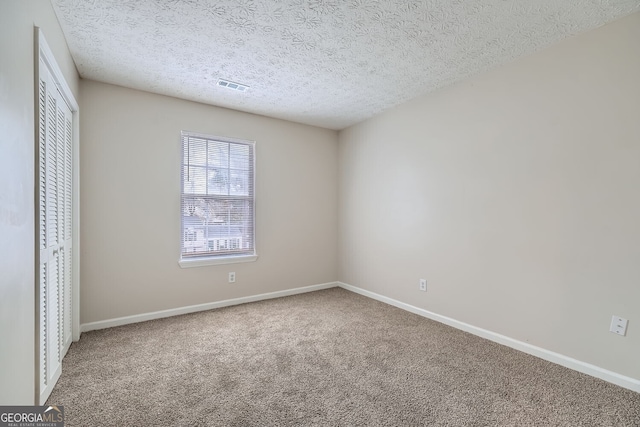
48,287,639,426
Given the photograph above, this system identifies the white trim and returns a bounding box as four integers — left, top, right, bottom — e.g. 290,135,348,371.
37,28,78,111
81,282,338,332
337,282,640,393
178,254,258,268
35,27,81,405
71,96,80,342
78,279,639,393
36,27,81,343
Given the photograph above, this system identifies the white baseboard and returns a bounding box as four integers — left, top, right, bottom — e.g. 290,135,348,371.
337,282,640,394
80,280,639,393
80,282,338,333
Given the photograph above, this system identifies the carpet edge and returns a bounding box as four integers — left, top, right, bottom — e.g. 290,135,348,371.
337,282,640,394
80,282,339,332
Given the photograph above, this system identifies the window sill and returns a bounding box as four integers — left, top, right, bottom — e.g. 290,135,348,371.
178,254,258,268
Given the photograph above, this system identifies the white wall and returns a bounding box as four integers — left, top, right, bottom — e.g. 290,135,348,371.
80,81,338,324
0,0,79,404
2,1,636,404
338,12,640,380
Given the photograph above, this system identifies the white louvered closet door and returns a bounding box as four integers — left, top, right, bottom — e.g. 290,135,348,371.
38,57,73,405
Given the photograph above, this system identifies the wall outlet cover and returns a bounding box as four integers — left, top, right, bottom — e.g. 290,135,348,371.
609,315,628,336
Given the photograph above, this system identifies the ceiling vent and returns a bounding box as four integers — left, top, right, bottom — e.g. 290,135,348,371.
217,79,249,92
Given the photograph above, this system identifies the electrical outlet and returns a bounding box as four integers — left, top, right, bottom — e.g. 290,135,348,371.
228,272,236,283
419,279,427,292
610,315,628,336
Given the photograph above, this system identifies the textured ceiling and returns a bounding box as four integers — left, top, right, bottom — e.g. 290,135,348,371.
51,0,640,130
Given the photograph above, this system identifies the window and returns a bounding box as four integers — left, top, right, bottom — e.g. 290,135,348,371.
179,132,256,267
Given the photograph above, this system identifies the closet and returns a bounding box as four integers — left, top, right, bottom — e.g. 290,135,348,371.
36,29,77,405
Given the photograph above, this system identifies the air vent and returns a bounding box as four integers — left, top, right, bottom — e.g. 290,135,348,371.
217,79,249,92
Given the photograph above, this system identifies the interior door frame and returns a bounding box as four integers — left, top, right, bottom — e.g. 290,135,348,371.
34,27,80,404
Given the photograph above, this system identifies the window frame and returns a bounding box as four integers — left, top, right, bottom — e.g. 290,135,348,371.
178,131,257,268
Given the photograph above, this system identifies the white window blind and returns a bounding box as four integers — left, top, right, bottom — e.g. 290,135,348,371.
181,132,255,261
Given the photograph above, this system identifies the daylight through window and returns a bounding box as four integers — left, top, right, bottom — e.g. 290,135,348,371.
180,132,255,262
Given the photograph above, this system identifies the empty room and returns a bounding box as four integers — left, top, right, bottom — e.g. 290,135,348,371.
1,0,639,425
